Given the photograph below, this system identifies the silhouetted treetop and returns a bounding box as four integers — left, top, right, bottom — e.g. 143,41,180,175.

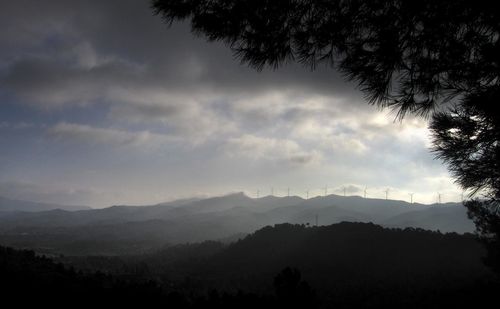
152,0,499,119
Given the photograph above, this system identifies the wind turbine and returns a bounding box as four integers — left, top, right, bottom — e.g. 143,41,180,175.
257,189,260,198
409,193,414,204
437,192,442,204
271,187,274,196
324,185,328,197
343,186,346,197
385,188,390,200
364,186,367,198
305,190,309,199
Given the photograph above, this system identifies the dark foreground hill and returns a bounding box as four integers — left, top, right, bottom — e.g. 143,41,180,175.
60,222,498,308
0,245,169,307
0,245,291,308
123,223,493,289
1,222,498,308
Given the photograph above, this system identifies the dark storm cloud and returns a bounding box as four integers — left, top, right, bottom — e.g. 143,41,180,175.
0,0,366,146
3,55,142,107
0,0,362,109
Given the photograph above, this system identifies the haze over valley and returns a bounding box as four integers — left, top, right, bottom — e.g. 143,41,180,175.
0,192,474,255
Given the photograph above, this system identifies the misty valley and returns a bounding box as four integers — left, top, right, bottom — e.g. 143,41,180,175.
1,193,497,308
0,193,475,255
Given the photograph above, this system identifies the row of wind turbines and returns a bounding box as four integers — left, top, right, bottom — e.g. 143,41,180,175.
253,186,465,205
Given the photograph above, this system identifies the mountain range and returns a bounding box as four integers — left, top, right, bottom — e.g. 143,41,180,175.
0,193,476,255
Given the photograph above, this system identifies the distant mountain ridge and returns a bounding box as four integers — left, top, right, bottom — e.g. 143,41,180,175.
0,192,475,255
0,196,90,213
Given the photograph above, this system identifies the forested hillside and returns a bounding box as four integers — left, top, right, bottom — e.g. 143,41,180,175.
58,222,497,308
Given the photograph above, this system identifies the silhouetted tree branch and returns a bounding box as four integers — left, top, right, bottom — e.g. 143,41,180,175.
152,0,498,118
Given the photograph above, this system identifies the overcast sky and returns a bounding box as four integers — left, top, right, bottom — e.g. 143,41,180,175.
0,0,463,207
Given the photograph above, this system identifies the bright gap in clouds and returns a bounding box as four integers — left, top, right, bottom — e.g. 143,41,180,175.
0,0,463,207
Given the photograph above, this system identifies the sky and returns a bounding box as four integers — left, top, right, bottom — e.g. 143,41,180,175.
0,0,463,207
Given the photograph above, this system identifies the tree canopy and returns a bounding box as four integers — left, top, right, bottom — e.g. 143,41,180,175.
153,0,499,117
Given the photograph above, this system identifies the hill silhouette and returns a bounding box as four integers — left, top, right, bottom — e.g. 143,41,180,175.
132,223,491,288
60,222,496,308
1,222,498,308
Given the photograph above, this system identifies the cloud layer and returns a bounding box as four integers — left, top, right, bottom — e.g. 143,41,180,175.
0,0,462,206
